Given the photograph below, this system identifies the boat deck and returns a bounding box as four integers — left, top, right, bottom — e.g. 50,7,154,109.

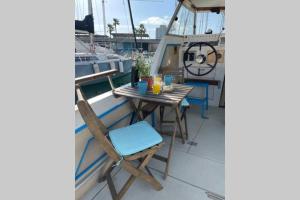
82,105,225,200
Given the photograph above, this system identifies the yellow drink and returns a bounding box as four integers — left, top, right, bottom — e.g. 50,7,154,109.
152,83,161,94
154,76,162,83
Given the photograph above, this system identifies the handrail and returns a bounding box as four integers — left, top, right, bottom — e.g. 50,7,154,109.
75,69,118,85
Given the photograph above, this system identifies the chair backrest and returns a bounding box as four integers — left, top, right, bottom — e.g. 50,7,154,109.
159,66,184,84
75,85,120,161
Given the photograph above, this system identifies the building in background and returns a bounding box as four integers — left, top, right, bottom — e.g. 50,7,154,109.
76,33,160,53
155,25,167,39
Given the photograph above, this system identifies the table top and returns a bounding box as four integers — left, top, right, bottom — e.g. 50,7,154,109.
114,84,193,105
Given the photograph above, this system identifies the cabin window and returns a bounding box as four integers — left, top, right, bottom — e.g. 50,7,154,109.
168,5,225,36
195,12,225,35
169,5,194,36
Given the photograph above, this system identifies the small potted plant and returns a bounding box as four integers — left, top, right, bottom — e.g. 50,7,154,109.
135,54,153,90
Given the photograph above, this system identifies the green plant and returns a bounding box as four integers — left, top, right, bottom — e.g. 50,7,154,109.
135,54,150,78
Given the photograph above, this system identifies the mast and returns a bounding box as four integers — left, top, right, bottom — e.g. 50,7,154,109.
127,0,138,52
102,0,107,36
88,0,95,53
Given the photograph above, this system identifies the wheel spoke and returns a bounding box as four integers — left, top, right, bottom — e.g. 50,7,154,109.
207,63,214,68
186,63,192,68
208,51,215,56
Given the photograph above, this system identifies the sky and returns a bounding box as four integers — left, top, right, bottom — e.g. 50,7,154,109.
75,0,177,38
75,0,224,38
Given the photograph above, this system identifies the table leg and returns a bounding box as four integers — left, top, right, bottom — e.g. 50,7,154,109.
129,99,143,123
175,106,185,144
159,105,165,133
164,125,177,180
183,109,189,140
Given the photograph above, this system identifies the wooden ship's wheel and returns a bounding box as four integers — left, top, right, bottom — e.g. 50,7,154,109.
183,42,218,76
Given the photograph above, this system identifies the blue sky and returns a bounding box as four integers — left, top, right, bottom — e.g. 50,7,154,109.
75,0,224,38
75,0,177,38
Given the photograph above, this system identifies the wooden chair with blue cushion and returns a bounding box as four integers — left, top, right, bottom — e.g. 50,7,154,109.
76,85,163,200
184,81,209,119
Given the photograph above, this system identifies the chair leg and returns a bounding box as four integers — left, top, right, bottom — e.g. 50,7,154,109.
159,106,165,132
129,112,135,125
97,159,119,200
164,125,176,179
106,172,118,200
138,158,154,177
120,153,163,195
151,112,156,128
129,100,143,123
183,110,188,140
201,103,208,119
98,158,115,183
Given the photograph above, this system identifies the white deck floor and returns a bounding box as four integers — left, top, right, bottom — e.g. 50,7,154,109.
83,106,225,200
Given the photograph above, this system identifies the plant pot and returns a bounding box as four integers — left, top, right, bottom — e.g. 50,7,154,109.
141,76,153,90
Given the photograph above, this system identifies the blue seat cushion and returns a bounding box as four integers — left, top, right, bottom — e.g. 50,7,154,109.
180,98,190,107
109,121,163,156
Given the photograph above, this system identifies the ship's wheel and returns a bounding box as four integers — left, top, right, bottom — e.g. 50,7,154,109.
183,42,218,76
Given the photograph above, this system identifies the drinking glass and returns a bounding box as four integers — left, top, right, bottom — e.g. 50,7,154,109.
152,82,161,94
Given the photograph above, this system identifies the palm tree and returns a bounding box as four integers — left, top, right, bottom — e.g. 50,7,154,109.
138,24,146,39
112,18,120,52
107,24,114,50
138,24,146,51
112,18,120,33
107,24,114,38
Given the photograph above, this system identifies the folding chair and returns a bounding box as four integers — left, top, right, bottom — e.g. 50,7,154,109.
184,82,209,119
75,85,164,200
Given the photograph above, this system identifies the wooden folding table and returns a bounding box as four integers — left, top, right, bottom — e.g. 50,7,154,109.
113,84,193,179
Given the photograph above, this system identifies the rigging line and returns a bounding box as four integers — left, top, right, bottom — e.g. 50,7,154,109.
199,12,202,34
77,0,82,19
221,12,225,31
82,0,85,18
216,12,225,42
93,0,101,34
204,12,208,32
78,0,82,19
75,37,91,52
221,12,224,32
77,0,81,19
200,12,203,34
122,0,130,33
75,0,78,19
182,9,190,35
178,7,185,34
219,13,222,32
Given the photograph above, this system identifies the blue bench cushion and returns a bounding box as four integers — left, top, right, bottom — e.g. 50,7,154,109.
109,121,163,156
180,98,190,107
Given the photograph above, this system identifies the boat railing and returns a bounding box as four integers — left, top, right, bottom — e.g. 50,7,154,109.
75,69,118,86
